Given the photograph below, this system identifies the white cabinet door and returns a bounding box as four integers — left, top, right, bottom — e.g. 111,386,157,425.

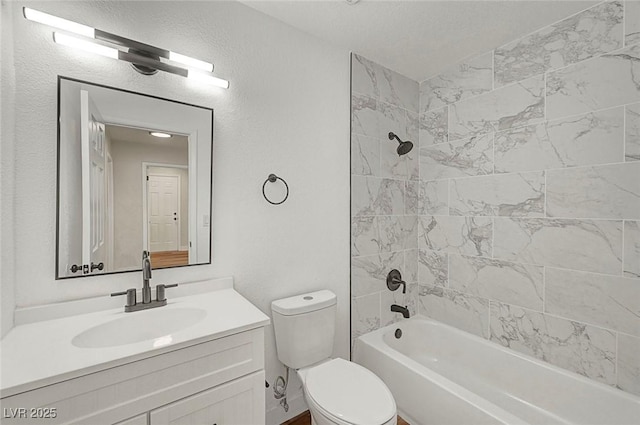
114,413,148,425
150,371,265,425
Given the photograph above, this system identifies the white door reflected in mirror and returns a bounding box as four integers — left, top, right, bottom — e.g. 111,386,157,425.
80,90,108,273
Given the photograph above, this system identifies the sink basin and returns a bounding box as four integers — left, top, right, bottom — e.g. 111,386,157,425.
72,307,207,348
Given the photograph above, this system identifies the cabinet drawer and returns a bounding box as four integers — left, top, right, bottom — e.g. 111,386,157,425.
150,371,265,425
114,413,147,425
2,328,264,425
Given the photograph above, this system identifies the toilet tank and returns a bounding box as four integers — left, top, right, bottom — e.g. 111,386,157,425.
271,290,337,369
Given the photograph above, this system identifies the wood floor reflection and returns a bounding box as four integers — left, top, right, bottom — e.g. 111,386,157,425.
282,410,409,425
150,250,188,268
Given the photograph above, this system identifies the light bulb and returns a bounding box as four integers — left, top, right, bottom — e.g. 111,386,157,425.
24,8,95,38
53,32,118,59
169,52,213,73
187,71,229,89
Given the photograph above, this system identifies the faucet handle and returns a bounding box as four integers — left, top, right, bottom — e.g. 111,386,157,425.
111,288,136,307
386,269,407,293
156,283,178,302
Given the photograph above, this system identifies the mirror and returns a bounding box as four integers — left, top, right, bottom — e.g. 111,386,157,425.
56,77,213,279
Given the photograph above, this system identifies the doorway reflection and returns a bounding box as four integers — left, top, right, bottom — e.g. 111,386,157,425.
106,125,190,271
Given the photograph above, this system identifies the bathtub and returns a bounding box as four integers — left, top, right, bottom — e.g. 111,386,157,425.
353,316,640,425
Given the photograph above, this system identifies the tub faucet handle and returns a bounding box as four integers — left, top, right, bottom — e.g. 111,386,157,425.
387,269,406,293
111,288,137,307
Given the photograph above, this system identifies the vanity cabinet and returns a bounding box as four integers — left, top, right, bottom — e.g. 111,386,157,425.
1,328,266,425
150,372,264,425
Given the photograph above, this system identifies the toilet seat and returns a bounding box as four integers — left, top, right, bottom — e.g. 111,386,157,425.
304,358,396,425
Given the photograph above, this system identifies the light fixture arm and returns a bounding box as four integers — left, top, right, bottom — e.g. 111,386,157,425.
117,49,188,78
94,30,172,63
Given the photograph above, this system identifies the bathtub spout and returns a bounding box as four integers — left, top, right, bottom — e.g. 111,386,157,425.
390,304,410,318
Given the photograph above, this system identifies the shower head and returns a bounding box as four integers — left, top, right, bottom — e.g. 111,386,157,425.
388,132,414,156
397,140,414,156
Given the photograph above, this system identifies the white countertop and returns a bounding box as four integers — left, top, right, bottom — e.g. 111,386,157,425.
0,282,270,398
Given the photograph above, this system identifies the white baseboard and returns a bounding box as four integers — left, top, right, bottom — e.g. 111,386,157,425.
266,393,307,425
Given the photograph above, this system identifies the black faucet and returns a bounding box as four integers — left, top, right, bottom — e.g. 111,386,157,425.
391,304,410,319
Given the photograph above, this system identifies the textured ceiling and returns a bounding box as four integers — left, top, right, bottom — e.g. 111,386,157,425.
240,0,598,81
106,125,188,147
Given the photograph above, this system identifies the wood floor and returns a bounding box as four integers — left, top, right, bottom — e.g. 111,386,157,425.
282,410,409,425
150,250,188,268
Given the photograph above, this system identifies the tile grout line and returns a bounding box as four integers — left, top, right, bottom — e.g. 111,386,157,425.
492,132,496,176
444,102,635,147
492,49,495,91
353,158,640,181
622,219,625,276
391,249,636,281
446,250,450,289
543,72,547,121
623,104,627,161
615,330,619,388
487,297,491,340
491,216,495,259
443,158,636,181
623,0,626,49
542,267,546,313
443,102,638,144
544,170,547,217
358,213,637,222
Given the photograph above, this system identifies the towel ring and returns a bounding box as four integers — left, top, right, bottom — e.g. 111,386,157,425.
262,174,289,205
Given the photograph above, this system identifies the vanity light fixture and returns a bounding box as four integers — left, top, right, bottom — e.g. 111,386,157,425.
24,7,228,88
53,32,118,59
149,131,172,138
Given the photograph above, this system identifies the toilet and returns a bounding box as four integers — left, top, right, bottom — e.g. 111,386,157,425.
272,290,397,425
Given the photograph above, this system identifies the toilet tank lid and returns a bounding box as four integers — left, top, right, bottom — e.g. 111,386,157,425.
272,290,336,316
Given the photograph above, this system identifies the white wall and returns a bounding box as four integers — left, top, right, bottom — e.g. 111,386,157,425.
3,1,350,421
110,140,188,270
0,0,16,338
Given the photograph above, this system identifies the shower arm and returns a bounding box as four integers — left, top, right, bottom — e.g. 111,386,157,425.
388,132,403,143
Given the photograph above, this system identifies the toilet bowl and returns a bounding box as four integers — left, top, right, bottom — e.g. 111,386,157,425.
298,358,397,425
271,290,397,425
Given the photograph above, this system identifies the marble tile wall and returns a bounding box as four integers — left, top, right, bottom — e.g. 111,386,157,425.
351,53,419,349
414,0,640,396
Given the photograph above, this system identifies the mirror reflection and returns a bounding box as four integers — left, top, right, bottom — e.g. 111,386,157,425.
57,78,213,279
